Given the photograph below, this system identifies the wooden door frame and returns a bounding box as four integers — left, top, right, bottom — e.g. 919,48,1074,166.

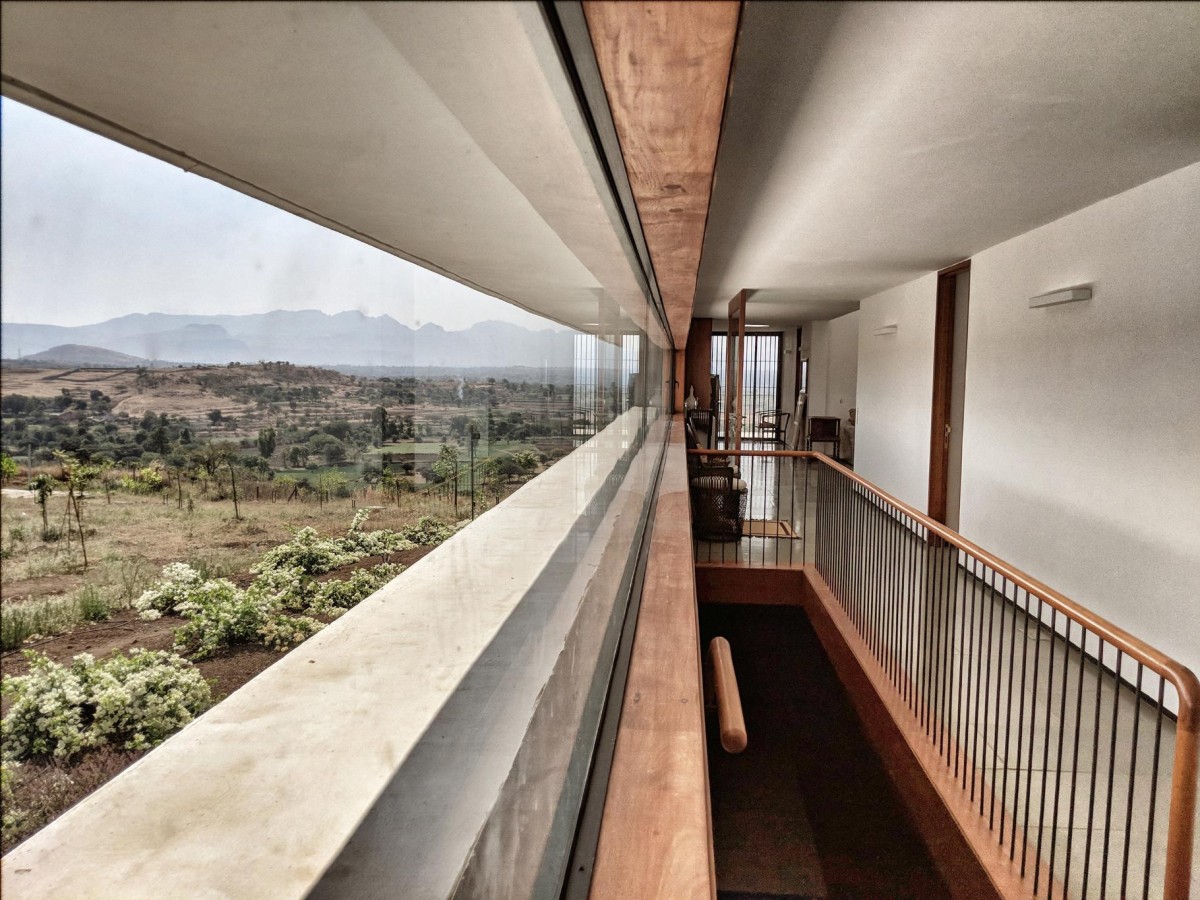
725,290,746,450
928,260,970,523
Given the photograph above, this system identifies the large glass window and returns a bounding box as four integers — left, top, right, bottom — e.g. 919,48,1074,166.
710,332,782,439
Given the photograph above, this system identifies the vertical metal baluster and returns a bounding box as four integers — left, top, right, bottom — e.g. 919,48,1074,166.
929,537,944,747
904,513,918,712
872,497,883,665
1063,625,1089,900
1141,678,1165,900
870,494,883,658
988,566,1005,828
969,556,986,801
915,522,929,727
1033,605,1059,892
834,469,843,599
888,503,900,689
1082,638,1108,899
1118,663,1143,900
803,458,810,566
1000,576,1019,849
1046,614,1072,896
937,537,956,758
1099,648,1124,899
1011,587,1035,862
1020,595,1045,875
923,534,942,737
956,548,976,784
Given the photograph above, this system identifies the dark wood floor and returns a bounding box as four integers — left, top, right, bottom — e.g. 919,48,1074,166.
701,604,951,900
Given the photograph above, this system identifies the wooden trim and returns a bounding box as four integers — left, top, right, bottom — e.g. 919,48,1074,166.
581,1,740,348
725,289,746,450
673,349,687,412
695,564,806,604
591,419,715,899
938,259,973,277
684,317,714,410
928,269,957,523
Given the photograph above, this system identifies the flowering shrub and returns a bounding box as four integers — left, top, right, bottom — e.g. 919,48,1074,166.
395,516,457,546
0,650,210,761
1,760,26,844
128,514,446,660
257,615,324,651
309,564,403,616
252,526,361,576
173,580,311,659
134,562,205,619
247,565,314,612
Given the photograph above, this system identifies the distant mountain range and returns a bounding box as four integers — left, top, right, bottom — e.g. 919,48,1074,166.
1,311,577,370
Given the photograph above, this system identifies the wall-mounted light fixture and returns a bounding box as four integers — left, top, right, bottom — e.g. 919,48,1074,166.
873,324,899,336
1028,286,1092,308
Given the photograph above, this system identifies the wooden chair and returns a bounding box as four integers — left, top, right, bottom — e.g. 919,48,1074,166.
755,409,790,444
806,416,840,459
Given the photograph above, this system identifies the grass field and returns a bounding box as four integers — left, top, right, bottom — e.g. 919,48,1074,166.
0,486,461,649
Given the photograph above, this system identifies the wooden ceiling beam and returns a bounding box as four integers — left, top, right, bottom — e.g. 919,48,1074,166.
582,1,740,349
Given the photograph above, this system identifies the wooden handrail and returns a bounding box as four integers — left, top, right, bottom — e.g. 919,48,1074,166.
709,637,747,754
686,448,1200,727
690,446,1199,897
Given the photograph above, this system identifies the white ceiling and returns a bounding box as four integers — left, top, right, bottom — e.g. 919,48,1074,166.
3,2,1198,341
0,2,662,344
695,1,1200,325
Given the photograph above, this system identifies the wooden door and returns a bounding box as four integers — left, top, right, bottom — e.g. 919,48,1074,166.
928,260,970,523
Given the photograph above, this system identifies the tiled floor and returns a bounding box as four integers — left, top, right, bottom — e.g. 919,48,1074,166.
693,447,818,568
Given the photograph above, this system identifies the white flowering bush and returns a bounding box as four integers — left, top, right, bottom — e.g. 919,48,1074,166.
0,650,210,761
395,516,457,546
173,580,304,659
257,615,324,650
128,515,446,661
1,759,26,845
309,563,403,616
252,527,361,576
247,565,314,611
134,562,205,620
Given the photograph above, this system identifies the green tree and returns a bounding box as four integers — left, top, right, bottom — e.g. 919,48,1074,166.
256,427,277,460
55,452,100,568
210,443,242,520
432,444,461,513
28,473,55,540
0,453,18,484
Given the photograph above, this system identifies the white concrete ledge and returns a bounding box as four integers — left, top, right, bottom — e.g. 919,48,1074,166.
2,409,667,899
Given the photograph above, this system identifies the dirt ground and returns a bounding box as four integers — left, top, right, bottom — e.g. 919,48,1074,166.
0,494,442,855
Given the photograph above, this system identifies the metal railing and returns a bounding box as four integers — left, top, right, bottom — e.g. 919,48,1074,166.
687,447,813,567
685,448,1198,898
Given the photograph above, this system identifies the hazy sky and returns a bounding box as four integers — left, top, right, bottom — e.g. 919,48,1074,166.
0,98,560,332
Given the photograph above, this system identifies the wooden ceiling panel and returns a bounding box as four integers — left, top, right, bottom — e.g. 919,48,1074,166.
582,1,740,348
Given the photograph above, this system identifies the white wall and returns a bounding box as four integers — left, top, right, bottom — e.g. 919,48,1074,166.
960,162,1200,678
855,275,938,508
857,162,1200,677
807,310,860,423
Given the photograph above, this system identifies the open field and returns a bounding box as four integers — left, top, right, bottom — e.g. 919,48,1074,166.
0,485,463,852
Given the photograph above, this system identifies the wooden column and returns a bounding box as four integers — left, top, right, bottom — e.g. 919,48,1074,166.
684,317,713,409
